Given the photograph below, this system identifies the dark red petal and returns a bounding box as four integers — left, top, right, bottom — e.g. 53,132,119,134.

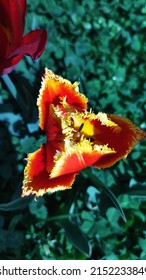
0,1,13,33
0,29,47,75
19,30,48,60
10,0,26,49
7,30,47,59
0,54,23,75
0,0,26,51
0,27,9,61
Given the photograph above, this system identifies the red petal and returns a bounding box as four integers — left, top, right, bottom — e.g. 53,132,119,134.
0,27,9,61
44,105,63,149
0,0,26,51
0,30,47,75
10,0,26,49
22,170,76,197
22,144,76,197
8,30,47,59
0,1,47,75
0,54,23,75
93,114,146,168
20,29,47,59
37,69,88,131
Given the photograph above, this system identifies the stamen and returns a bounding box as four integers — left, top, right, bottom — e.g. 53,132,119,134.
78,123,84,132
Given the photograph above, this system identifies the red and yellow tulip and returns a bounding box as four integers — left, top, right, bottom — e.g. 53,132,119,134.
22,69,146,197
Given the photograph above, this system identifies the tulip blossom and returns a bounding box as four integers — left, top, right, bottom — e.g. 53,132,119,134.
0,0,47,75
22,69,146,197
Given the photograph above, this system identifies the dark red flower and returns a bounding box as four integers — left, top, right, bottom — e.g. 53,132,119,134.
0,0,47,75
22,69,146,197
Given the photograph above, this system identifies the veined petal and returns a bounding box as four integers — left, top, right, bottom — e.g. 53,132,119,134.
22,143,76,197
21,29,47,60
0,27,9,61
9,29,47,59
10,0,26,49
50,139,115,178
93,113,146,168
0,30,47,75
0,1,47,75
0,0,26,51
37,68,88,131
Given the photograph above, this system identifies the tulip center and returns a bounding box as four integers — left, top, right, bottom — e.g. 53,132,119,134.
73,123,85,142
61,112,96,150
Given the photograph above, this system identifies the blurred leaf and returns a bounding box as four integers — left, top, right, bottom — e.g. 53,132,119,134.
118,194,140,210
85,186,100,210
0,110,22,136
29,199,48,220
63,220,91,256
128,187,146,198
83,168,126,222
0,197,32,212
0,230,24,252
95,218,112,238
0,216,4,229
138,238,146,253
100,184,126,222
9,214,23,231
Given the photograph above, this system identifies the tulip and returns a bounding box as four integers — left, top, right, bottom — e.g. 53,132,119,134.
0,0,47,75
22,69,146,197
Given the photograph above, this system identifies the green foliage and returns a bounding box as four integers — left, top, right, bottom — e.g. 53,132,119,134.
0,0,146,259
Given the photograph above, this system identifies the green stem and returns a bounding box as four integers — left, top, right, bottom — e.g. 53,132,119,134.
2,74,17,99
47,213,80,222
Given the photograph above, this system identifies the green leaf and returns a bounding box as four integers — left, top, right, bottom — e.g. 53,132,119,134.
63,220,91,256
100,183,126,222
128,187,146,198
0,197,32,212
29,199,48,220
83,168,126,222
0,230,24,252
138,238,146,253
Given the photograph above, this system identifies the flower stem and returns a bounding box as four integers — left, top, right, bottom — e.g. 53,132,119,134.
2,74,17,99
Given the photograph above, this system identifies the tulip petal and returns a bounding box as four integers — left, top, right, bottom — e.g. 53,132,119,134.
22,144,76,197
10,0,26,49
9,29,47,59
93,113,146,168
0,0,26,51
0,30,47,75
37,68,88,131
44,105,64,148
0,27,9,61
50,139,115,178
0,54,24,75
22,29,47,59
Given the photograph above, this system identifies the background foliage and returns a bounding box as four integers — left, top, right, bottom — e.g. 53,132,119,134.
0,0,146,260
